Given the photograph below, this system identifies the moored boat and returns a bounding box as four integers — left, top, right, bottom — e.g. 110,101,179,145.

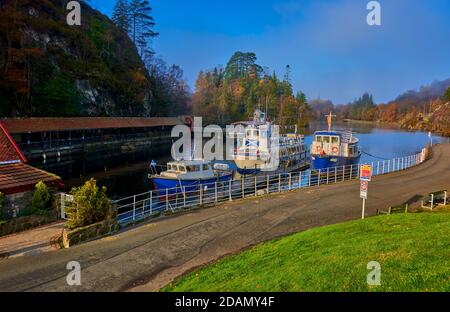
150,159,233,195
310,113,361,170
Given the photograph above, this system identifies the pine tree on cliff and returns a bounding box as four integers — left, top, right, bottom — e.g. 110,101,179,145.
112,0,130,34
129,0,158,56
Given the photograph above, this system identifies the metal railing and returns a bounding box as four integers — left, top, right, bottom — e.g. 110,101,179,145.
107,148,428,226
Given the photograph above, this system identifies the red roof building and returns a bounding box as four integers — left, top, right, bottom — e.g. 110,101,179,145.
0,121,62,196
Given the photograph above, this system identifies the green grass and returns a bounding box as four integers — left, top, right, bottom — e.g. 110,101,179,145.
162,211,450,292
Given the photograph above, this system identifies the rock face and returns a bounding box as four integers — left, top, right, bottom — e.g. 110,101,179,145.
0,0,152,117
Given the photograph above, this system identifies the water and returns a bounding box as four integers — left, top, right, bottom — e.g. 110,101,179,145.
66,122,445,197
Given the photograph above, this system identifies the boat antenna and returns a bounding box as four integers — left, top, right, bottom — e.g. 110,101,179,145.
326,112,336,132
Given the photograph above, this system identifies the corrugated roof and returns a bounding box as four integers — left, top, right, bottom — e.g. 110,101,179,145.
0,122,27,164
1,116,192,134
0,163,62,195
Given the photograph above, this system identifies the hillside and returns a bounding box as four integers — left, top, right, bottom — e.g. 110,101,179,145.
0,0,152,117
162,211,450,292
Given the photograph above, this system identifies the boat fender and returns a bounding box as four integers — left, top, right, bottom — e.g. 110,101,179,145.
332,146,339,153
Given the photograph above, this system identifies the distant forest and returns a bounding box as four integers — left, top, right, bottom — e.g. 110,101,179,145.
309,80,450,136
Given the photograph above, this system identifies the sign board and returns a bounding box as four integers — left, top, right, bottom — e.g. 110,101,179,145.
360,164,372,182
360,181,369,199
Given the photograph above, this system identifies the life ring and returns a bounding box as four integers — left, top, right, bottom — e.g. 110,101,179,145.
332,146,339,154
316,146,322,153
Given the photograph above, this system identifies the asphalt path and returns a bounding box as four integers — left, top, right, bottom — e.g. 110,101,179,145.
0,144,448,292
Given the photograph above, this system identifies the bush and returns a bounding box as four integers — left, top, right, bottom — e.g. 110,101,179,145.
32,181,52,211
66,178,111,230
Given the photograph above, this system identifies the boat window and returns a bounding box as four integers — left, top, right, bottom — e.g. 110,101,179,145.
331,136,339,144
178,166,186,173
316,135,323,142
203,164,210,170
168,164,174,171
186,165,196,172
323,136,330,143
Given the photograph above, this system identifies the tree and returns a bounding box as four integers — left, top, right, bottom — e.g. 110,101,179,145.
31,181,52,211
129,0,158,57
444,87,450,103
67,178,111,230
112,0,130,34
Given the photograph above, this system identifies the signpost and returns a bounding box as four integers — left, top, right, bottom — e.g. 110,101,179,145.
360,164,372,219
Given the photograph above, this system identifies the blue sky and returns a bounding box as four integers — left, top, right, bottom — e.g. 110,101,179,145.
89,0,450,104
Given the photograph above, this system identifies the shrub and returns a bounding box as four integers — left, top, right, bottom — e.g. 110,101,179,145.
66,178,111,230
32,181,52,211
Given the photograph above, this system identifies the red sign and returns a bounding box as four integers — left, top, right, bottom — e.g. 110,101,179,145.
360,164,372,182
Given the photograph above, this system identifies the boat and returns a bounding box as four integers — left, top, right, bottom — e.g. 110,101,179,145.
232,109,308,175
310,113,361,170
149,159,233,195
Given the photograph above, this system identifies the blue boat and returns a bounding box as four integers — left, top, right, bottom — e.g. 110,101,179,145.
310,113,361,170
149,160,233,195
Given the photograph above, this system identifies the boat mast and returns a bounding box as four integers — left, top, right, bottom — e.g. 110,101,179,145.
326,112,337,132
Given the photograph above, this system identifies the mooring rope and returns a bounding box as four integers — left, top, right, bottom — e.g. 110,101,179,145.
361,150,389,160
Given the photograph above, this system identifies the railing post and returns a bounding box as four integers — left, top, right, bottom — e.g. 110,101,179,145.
388,159,391,173
242,177,245,199
326,168,329,184
255,176,258,196
133,195,136,221
342,166,345,182
166,189,169,211
200,184,203,205
229,179,232,201
298,171,302,188
376,161,380,175
308,171,311,187
215,182,218,203
318,169,321,186
267,175,270,194
150,191,153,215
349,165,353,180
288,173,292,190
335,167,337,183
382,160,385,174
278,174,281,192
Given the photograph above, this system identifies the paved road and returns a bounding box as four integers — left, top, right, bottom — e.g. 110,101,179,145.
0,144,449,292
0,222,64,259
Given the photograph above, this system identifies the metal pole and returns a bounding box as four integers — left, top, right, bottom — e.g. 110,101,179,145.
362,198,366,219
308,171,311,187
278,174,281,192
200,184,203,205
133,195,136,221
318,169,321,186
342,166,345,182
327,168,329,184
215,182,218,203
288,173,292,190
298,171,302,188
267,175,270,194
255,176,258,196
335,167,337,183
166,189,169,211
150,191,153,215
382,161,385,174
242,177,245,198
350,165,353,180
229,179,232,201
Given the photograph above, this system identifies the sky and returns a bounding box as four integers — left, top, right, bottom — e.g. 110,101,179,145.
89,0,450,104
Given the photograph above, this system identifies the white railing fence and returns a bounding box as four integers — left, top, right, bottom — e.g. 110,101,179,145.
59,148,429,225
109,148,428,226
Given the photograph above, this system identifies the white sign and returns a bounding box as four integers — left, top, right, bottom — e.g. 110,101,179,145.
360,181,369,199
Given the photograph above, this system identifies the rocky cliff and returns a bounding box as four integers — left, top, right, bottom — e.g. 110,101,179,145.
0,0,152,117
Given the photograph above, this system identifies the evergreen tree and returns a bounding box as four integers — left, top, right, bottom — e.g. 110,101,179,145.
112,0,130,34
129,0,158,56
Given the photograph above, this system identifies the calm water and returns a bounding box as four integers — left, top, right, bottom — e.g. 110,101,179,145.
66,122,446,197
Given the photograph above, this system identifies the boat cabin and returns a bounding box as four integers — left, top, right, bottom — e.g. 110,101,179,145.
160,160,216,180
311,131,359,157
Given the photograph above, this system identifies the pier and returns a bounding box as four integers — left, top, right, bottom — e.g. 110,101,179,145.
0,143,448,291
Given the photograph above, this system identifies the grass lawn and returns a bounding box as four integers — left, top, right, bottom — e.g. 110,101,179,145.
162,209,450,292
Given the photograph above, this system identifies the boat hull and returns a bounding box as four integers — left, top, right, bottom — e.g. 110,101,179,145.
310,153,361,170
152,173,233,195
